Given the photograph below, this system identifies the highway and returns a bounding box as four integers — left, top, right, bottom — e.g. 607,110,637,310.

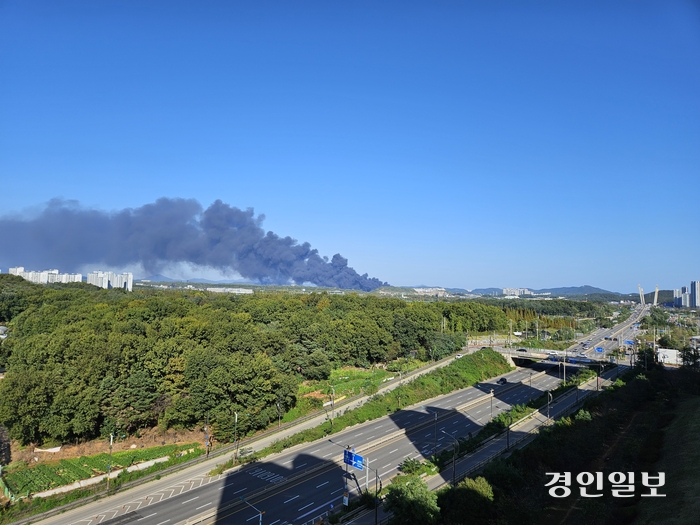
38,365,563,525
31,308,648,525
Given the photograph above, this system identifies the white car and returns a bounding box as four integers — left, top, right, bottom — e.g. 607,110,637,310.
546,351,557,355
455,354,463,359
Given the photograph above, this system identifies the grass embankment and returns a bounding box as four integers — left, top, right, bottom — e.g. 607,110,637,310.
434,364,692,525
285,360,428,423
210,349,512,475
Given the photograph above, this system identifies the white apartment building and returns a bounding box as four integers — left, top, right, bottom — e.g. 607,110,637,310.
9,267,82,284
87,271,133,292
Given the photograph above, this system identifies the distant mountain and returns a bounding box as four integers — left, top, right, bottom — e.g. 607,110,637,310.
141,274,175,282
471,285,620,296
531,285,618,296
471,288,503,295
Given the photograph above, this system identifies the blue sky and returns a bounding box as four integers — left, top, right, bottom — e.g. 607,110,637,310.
1,1,698,293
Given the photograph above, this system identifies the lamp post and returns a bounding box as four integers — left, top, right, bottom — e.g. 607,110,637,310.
331,385,335,422
107,433,113,492
505,413,512,450
276,402,281,429
547,391,552,423
529,372,533,402
490,389,494,421
204,414,210,458
441,430,459,486
363,460,383,525
240,496,264,525
234,411,239,461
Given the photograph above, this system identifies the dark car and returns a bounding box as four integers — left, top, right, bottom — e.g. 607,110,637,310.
516,348,528,353
497,377,508,385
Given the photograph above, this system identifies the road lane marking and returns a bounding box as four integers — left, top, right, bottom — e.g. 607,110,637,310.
155,521,170,525
196,502,213,510
331,487,344,494
233,488,247,494
310,449,320,454
322,453,332,458
295,463,307,469
316,481,329,488
389,449,398,454
283,459,293,464
182,496,199,504
356,433,364,436
137,514,157,521
298,502,314,511
247,515,260,522
382,463,391,469
285,495,300,503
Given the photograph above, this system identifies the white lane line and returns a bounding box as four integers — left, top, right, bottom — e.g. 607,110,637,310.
233,488,248,494
196,502,213,510
182,496,199,504
137,514,157,522
322,453,332,458
285,495,300,503
384,429,391,433
376,425,384,428
439,426,446,430
270,521,281,525
425,433,431,437
403,453,412,457
295,495,344,521
382,463,391,469
331,487,344,494
316,481,329,488
298,502,314,511
155,521,170,525
283,459,293,464
247,515,259,522
356,433,364,436
438,437,445,441
295,463,307,469
368,435,376,439
310,449,320,454
380,466,399,477
389,449,398,454
453,421,459,425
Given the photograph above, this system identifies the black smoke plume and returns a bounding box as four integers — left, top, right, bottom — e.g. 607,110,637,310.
0,198,388,291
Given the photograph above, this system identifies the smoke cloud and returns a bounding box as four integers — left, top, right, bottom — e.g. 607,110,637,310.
0,198,388,291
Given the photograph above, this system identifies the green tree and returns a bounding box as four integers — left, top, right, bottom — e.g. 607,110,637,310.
384,476,440,525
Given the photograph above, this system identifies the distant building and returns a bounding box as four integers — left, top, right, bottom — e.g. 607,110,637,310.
413,287,447,297
87,271,133,291
691,281,700,309
205,287,253,294
9,267,82,285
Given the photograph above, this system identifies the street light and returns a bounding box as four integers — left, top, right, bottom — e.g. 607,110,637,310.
441,430,459,486
529,372,533,403
363,459,383,525
547,391,552,423
234,411,239,460
490,389,494,421
240,496,264,525
505,413,512,450
276,402,281,429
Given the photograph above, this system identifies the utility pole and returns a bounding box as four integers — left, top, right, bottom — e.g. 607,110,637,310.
204,415,210,458
276,402,281,429
107,433,113,492
547,391,552,423
490,389,494,421
234,411,239,461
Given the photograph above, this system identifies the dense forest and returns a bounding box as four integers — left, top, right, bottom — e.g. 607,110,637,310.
0,276,618,447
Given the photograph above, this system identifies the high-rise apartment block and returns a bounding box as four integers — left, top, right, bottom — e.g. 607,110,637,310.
9,267,82,284
87,271,133,292
691,281,700,309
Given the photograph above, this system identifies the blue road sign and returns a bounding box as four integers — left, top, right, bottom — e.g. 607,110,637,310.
595,347,604,353
343,449,364,471
624,340,635,345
